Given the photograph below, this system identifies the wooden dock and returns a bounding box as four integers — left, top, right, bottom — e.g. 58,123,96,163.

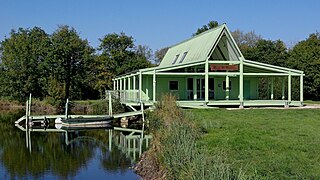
15,94,146,127
15,110,144,125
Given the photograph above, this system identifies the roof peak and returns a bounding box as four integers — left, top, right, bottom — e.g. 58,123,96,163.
168,24,226,49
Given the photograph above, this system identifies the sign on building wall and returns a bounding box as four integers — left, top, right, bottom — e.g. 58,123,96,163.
210,64,239,71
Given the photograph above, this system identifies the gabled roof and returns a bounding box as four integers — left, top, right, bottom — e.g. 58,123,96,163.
159,24,243,68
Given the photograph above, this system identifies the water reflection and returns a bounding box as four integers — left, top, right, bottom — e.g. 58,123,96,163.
0,111,151,179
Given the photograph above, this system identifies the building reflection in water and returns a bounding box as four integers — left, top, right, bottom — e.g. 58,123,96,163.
15,123,152,163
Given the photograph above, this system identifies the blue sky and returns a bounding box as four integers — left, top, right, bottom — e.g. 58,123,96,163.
0,0,319,51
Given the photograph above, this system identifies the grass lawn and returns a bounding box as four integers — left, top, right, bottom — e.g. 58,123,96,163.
190,108,320,179
304,100,320,104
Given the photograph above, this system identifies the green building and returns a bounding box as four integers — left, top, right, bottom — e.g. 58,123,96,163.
113,24,304,108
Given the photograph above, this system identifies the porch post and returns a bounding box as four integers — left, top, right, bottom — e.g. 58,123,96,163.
193,77,197,100
123,78,126,100
128,77,131,90
139,71,142,102
133,75,136,100
271,77,274,100
239,59,244,108
153,69,156,103
113,80,116,90
288,73,291,102
300,74,303,105
120,78,123,101
117,79,119,90
226,75,229,100
205,61,209,103
281,78,285,100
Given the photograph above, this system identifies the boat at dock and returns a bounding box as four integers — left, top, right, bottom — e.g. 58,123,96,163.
55,116,114,127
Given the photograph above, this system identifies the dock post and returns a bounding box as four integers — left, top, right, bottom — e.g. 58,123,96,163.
140,101,145,123
28,93,32,117
25,100,29,149
108,130,112,151
65,99,69,119
25,100,29,127
139,101,145,157
108,91,113,116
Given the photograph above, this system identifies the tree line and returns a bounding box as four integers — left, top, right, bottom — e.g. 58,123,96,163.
0,22,319,104
0,25,152,105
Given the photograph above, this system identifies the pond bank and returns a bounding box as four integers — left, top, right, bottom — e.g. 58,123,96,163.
134,95,245,179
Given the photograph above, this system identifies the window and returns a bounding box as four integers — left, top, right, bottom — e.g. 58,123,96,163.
178,51,188,63
169,81,179,90
223,81,232,90
172,54,180,64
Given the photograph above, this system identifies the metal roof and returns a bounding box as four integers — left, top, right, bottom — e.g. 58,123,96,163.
159,24,225,68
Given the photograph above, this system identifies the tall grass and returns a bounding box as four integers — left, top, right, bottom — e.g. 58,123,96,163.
143,94,247,179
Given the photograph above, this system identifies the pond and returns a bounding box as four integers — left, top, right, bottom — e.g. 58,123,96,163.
0,110,150,179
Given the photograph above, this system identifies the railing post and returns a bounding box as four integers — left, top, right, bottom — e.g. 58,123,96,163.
133,75,136,100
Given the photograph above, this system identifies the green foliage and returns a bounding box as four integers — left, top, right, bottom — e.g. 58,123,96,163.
288,33,320,100
193,20,219,36
243,39,288,67
96,32,152,91
0,25,99,102
0,27,51,101
49,25,97,100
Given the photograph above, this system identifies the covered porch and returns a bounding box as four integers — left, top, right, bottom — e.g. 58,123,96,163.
112,59,304,108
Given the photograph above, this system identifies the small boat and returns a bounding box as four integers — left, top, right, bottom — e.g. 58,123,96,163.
56,122,113,130
55,116,114,127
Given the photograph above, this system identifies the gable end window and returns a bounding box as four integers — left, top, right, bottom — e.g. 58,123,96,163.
172,54,180,64
178,51,188,63
169,81,179,90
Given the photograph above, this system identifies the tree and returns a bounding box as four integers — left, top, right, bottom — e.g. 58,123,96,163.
193,20,219,36
49,25,96,101
243,39,288,67
135,45,153,62
231,29,262,54
154,47,169,64
0,27,51,101
97,32,151,91
288,33,320,100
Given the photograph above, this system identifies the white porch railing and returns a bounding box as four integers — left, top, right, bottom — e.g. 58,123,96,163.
109,90,150,103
